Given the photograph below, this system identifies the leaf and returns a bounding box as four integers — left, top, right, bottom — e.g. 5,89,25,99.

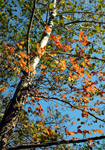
0,87,6,94
49,3,54,9
16,43,23,49
54,125,59,128
87,74,92,79
9,47,15,53
95,129,104,133
35,43,40,49
40,64,46,69
92,129,96,134
20,41,24,45
77,126,81,129
1,113,4,117
65,128,69,134
45,26,51,33
71,122,76,125
81,110,88,118
68,131,75,135
20,52,29,59
55,104,59,107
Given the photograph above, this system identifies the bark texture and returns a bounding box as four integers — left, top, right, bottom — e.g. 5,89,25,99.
0,0,57,149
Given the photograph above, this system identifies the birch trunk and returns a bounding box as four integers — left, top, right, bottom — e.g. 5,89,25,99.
0,0,57,149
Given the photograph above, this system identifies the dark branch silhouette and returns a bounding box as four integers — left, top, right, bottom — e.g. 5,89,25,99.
64,20,105,25
6,135,105,150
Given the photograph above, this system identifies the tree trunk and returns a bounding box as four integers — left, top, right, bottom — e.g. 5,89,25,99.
0,0,57,149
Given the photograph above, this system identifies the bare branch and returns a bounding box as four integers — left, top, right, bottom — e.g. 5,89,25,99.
27,0,37,72
50,52,105,62
30,95,105,123
60,11,105,16
64,20,105,26
6,135,105,150
36,95,105,122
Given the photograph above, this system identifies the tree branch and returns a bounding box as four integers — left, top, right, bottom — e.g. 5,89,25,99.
6,135,105,150
64,20,105,26
27,0,37,72
51,52,105,62
60,11,105,16
32,95,105,123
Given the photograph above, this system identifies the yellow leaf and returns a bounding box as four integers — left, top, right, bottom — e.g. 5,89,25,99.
1,113,4,117
24,125,28,128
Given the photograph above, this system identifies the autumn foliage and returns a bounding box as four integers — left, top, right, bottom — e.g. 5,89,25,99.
0,0,105,149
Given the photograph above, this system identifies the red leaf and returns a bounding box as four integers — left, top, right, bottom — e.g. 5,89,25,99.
77,125,81,129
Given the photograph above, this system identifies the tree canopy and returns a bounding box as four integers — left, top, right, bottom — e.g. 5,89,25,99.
0,0,105,149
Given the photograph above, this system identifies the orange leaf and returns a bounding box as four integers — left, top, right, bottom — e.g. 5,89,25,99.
55,104,59,107
79,35,82,42
62,94,66,99
40,64,46,69
65,129,68,134
82,110,88,118
83,36,87,41
71,122,76,125
95,129,104,133
20,41,24,45
20,52,29,59
0,87,5,94
56,36,61,40
101,97,105,99
55,77,58,81
81,41,87,45
100,101,104,104
92,130,96,134
45,26,51,33
79,31,84,35
16,43,22,49
68,131,75,135
54,125,59,128
35,43,40,49
90,139,95,143
15,42,20,47
9,47,15,53
67,45,72,50
87,74,92,79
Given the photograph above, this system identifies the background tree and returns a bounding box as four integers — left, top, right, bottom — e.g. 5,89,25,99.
0,0,105,149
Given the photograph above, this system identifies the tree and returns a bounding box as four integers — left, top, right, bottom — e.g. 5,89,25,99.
0,0,105,149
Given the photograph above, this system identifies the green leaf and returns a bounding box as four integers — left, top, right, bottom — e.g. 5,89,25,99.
49,3,54,9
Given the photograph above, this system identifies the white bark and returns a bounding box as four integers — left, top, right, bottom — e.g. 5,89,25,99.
31,0,57,70
0,0,57,149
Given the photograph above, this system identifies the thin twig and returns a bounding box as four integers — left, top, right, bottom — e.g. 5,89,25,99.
60,11,105,16
64,20,105,25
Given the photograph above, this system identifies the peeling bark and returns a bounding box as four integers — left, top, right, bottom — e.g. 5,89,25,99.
0,0,57,149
